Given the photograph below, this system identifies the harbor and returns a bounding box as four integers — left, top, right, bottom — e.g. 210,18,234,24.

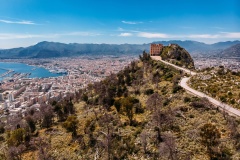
0,62,65,82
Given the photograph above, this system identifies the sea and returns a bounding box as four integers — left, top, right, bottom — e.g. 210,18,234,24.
0,62,64,81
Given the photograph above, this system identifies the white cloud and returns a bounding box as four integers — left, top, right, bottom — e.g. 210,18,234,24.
119,33,133,37
186,32,240,39
134,31,240,39
187,34,219,39
0,19,36,25
121,21,143,25
137,32,169,38
0,33,55,39
0,32,102,40
220,32,240,38
60,32,102,36
210,27,224,30
117,27,124,31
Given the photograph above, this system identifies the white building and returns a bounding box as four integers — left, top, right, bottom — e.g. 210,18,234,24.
8,93,14,102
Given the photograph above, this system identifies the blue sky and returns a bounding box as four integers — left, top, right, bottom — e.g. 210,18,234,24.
0,0,239,48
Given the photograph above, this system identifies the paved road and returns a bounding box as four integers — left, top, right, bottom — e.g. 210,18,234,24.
180,77,240,117
151,56,197,75
151,56,240,117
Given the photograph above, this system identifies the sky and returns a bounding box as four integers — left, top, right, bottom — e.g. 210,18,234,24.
0,0,239,48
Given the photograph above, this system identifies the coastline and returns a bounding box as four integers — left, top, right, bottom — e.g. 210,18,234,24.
0,61,66,81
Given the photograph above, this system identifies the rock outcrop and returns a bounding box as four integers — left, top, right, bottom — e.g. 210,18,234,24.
160,44,195,69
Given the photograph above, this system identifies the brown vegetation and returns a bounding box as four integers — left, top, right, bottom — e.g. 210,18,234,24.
0,52,239,159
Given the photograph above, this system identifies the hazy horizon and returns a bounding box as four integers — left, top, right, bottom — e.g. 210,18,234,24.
1,39,240,50
0,0,239,49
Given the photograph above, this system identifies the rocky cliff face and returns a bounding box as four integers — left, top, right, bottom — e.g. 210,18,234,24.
160,44,195,69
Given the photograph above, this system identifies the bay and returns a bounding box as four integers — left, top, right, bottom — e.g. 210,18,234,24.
0,62,64,80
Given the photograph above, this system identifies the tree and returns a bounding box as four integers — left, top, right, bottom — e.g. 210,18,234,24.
140,131,148,154
25,116,36,133
159,133,178,160
0,124,5,134
121,97,134,125
7,144,26,160
63,115,79,138
146,92,162,111
53,103,64,121
6,115,22,131
172,84,182,93
40,105,54,128
152,71,161,86
63,101,75,115
200,123,221,157
82,93,88,103
31,137,52,160
147,93,166,144
139,51,150,62
7,128,26,146
98,113,118,160
114,99,121,112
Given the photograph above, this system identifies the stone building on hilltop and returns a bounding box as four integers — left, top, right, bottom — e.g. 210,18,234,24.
150,44,163,56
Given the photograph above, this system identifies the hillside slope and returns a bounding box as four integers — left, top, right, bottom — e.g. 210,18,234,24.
0,52,240,160
219,43,240,57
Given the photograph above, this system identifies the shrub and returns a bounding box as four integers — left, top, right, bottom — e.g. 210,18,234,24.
7,128,26,146
191,101,205,108
0,126,5,134
163,99,170,106
189,114,194,118
63,115,79,138
144,89,154,95
172,84,183,93
134,89,140,95
184,97,191,103
135,103,144,114
200,123,220,157
114,99,121,112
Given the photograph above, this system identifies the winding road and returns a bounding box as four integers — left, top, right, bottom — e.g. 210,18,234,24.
151,56,240,117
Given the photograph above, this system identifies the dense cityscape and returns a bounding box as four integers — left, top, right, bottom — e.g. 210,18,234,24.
194,57,240,71
0,55,136,118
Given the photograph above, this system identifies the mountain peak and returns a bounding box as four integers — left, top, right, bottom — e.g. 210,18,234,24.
220,43,240,57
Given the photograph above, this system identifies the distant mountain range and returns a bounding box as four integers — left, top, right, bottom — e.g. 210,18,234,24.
153,40,240,57
219,43,240,57
0,40,239,58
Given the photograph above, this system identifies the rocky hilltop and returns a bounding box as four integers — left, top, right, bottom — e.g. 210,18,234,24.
160,44,195,69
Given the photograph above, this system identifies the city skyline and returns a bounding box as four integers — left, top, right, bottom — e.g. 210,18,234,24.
0,0,239,48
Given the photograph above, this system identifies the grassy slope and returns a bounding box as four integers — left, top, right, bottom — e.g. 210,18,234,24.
190,68,240,109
